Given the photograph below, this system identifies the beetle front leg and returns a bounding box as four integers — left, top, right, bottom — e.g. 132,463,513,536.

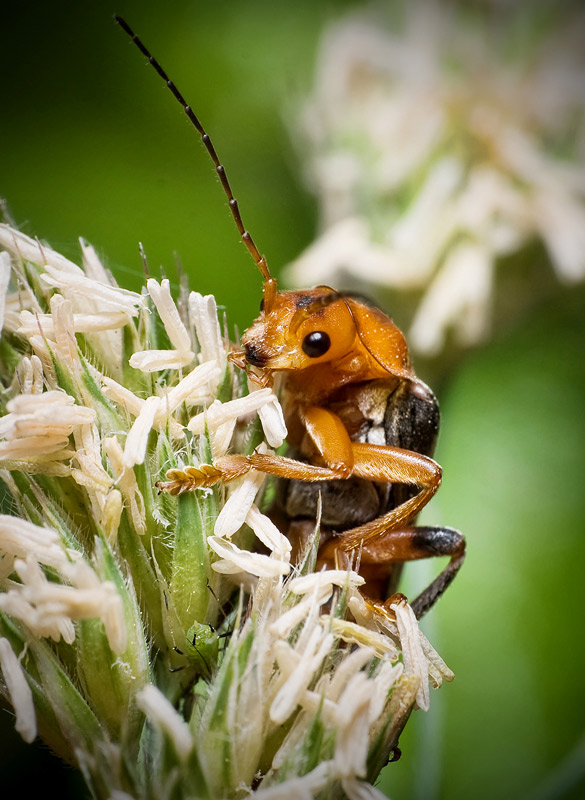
157,451,344,495
157,456,251,494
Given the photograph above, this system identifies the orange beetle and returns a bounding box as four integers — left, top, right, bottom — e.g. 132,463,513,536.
116,17,465,620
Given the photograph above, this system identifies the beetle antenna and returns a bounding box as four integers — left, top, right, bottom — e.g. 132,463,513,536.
114,15,277,307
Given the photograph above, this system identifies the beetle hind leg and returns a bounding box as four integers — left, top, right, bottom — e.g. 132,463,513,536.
407,526,466,618
319,525,465,620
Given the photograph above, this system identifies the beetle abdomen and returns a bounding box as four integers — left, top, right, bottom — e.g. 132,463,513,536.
383,380,439,457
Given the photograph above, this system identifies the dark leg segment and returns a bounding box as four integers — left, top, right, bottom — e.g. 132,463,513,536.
320,524,466,619
407,527,466,618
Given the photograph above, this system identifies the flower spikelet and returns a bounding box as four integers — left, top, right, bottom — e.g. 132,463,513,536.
0,223,451,798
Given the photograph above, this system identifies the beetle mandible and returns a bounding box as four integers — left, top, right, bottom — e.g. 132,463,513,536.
115,16,465,621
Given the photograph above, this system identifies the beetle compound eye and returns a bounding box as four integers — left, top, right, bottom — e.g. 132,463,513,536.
302,331,331,358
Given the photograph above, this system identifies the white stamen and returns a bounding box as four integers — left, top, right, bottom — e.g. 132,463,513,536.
4,391,96,437
324,617,399,660
333,670,372,777
101,378,145,417
410,241,493,356
188,389,281,456
160,361,221,416
326,645,377,705
18,309,130,337
146,278,192,352
79,240,111,284
270,622,334,724
0,251,11,333
103,436,146,535
0,556,127,653
253,762,334,799
71,423,113,507
0,638,36,743
0,224,82,275
246,504,291,560
189,291,225,365
258,395,287,448
103,489,123,543
209,536,290,578
0,436,71,460
16,355,44,396
123,395,161,467
214,469,266,539
270,586,333,640
187,389,276,435
128,349,194,373
40,264,143,314
288,569,365,595
392,600,429,711
0,516,74,572
419,630,454,686
137,684,193,762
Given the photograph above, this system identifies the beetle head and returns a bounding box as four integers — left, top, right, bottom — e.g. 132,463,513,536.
241,287,355,371
241,287,413,385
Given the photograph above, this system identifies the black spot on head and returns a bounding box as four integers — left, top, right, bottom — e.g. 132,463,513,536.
245,342,267,368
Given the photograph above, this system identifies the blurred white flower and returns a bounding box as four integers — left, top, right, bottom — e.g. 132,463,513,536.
287,1,585,355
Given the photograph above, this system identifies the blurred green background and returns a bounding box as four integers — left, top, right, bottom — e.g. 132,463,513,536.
1,2,584,799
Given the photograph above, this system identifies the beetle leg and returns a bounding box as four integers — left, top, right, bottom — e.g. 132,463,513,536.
158,452,345,494
301,408,441,542
246,452,345,480
301,406,354,477
334,441,442,549
157,456,250,493
161,410,440,535
321,525,465,619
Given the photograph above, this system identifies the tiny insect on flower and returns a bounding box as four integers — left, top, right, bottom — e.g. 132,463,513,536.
114,17,466,623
